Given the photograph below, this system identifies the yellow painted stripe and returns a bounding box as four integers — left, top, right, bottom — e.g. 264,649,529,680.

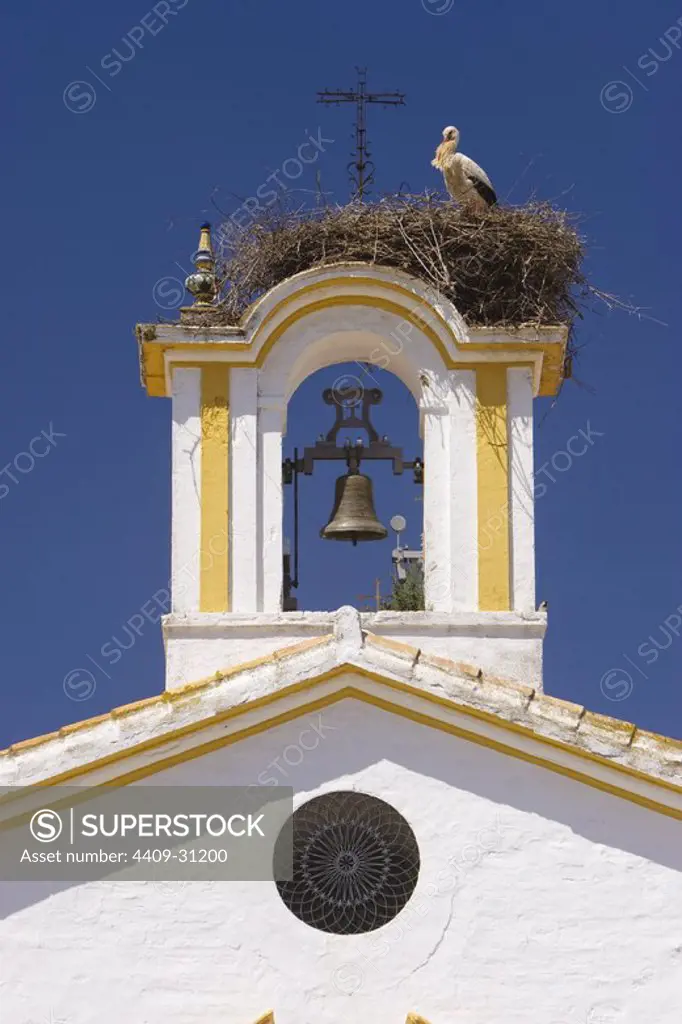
476,366,510,610
200,366,229,611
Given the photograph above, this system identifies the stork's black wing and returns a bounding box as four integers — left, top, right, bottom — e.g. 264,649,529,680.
467,174,497,207
460,153,497,207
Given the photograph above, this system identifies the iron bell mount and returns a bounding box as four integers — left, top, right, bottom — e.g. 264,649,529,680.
282,384,424,597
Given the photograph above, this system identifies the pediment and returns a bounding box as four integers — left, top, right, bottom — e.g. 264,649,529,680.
2,609,681,821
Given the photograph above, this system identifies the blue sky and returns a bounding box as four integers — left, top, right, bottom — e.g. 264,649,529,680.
1,0,681,747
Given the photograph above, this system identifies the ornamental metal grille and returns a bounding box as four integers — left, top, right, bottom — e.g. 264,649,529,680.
274,791,420,934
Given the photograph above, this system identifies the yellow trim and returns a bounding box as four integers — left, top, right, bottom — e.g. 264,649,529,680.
5,684,682,822
139,275,566,397
1,640,334,764
247,276,565,387
200,367,230,611
4,666,682,820
476,366,510,611
248,277,455,367
255,294,448,385
252,1013,427,1023
102,686,682,820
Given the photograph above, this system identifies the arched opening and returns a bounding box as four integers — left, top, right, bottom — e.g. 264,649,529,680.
283,362,423,611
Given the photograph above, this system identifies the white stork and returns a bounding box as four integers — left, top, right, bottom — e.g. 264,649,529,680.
431,126,497,211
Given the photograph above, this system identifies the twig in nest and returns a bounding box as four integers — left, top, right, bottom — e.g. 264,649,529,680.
186,193,641,370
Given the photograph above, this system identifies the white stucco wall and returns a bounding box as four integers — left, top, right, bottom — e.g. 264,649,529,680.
230,368,259,613
171,368,202,614
162,611,546,690
2,699,680,1024
446,369,478,611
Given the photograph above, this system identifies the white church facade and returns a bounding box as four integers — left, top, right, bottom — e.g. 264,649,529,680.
1,233,681,1023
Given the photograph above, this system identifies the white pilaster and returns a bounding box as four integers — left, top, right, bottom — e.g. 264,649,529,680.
258,399,285,613
171,368,202,613
449,369,478,611
422,404,451,613
230,369,259,612
508,367,535,613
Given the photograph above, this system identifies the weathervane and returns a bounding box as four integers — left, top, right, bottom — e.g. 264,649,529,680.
317,67,405,200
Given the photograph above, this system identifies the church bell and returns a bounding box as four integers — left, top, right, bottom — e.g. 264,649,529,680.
320,471,388,545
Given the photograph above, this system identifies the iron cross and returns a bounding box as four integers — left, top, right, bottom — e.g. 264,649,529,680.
317,67,406,200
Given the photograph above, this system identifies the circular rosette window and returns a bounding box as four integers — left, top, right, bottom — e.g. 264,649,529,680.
274,791,420,934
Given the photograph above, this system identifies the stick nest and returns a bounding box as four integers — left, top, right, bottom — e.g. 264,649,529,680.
186,195,587,346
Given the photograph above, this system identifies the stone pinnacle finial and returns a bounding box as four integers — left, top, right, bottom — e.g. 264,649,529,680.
185,221,218,306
